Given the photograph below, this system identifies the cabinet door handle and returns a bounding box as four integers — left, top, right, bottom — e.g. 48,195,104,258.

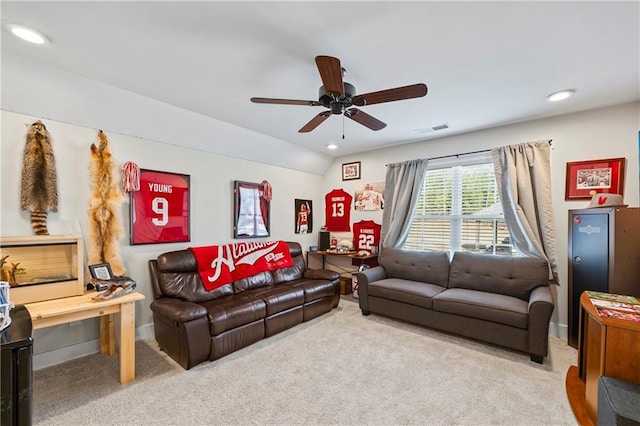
573,256,582,263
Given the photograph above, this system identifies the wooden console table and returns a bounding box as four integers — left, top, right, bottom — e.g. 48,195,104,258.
565,291,640,425
306,250,377,269
25,291,145,384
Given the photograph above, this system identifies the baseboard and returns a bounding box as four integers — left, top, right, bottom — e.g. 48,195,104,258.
549,321,568,340
33,339,100,370
33,324,156,371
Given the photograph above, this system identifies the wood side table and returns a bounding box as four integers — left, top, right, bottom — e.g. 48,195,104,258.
25,291,145,384
565,292,640,425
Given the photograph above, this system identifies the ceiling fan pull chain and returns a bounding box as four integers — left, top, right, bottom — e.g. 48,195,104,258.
342,115,345,139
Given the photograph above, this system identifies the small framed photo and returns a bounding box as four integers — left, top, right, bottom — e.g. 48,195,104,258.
89,263,114,281
342,161,361,181
565,157,626,200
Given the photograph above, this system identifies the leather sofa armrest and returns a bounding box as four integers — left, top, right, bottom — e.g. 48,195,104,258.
527,285,554,358
150,297,208,323
304,268,340,281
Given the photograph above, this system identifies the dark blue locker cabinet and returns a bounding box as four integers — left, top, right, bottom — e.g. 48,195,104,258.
568,207,640,348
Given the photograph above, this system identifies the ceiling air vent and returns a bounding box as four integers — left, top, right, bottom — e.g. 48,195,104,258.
432,123,449,131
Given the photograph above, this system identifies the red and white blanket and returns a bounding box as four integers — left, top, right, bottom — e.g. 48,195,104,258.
189,240,294,291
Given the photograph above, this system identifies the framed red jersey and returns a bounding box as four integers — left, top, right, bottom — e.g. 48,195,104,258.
324,188,353,232
353,220,382,252
130,169,190,245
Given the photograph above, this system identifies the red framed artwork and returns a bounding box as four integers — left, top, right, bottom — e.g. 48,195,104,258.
130,169,190,244
565,157,625,200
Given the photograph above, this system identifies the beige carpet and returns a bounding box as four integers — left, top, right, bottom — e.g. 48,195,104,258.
34,298,578,425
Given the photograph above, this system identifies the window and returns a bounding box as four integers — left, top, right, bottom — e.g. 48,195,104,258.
404,153,514,256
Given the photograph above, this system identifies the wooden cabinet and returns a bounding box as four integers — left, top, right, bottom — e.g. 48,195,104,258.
1,306,33,426
567,207,640,347
0,235,84,305
566,292,640,424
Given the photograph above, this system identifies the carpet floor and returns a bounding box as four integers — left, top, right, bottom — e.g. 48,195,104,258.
34,297,578,425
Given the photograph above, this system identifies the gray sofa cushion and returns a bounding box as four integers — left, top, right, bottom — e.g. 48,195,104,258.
379,248,450,287
369,278,446,309
433,288,529,328
448,251,549,301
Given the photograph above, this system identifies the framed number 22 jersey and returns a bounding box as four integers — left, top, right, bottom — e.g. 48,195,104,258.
130,169,191,244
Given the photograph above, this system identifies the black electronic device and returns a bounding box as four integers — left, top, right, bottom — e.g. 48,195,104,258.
319,231,330,251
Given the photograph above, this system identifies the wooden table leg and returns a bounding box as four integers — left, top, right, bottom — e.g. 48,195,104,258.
119,301,136,384
99,314,116,356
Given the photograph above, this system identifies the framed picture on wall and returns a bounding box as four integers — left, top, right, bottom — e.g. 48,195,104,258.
294,199,312,234
130,169,191,244
565,157,625,200
342,161,361,181
234,180,270,239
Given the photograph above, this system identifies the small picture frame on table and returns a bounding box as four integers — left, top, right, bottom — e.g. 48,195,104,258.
89,263,113,281
342,161,361,181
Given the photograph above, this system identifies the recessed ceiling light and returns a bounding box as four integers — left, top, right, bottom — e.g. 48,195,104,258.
547,90,575,102
7,24,50,45
326,143,338,150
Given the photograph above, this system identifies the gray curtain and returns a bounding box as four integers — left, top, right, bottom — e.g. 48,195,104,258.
381,159,429,248
492,140,559,284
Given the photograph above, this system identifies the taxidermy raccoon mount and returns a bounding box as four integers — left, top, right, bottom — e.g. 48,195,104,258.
20,121,59,235
88,130,126,276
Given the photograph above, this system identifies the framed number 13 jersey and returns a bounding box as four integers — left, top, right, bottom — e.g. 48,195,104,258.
324,188,353,232
130,169,191,244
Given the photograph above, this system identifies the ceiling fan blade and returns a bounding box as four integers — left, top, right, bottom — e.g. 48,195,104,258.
251,97,321,106
299,111,331,133
345,108,387,131
353,83,427,106
315,55,344,97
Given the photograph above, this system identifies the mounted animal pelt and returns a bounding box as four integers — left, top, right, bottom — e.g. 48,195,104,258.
20,121,59,235
88,130,126,276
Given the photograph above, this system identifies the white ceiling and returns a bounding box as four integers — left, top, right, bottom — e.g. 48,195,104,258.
2,1,639,158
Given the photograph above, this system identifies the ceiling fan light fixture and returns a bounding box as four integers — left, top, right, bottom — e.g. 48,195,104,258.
547,89,575,102
7,24,50,45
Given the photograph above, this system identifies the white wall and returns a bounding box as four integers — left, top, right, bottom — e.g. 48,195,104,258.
323,101,640,338
1,110,324,368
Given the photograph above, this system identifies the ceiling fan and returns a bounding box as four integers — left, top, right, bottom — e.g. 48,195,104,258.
250,55,428,133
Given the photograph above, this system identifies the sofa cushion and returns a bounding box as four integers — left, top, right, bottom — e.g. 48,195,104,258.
233,271,274,293
200,294,267,335
282,279,335,303
379,248,450,287
448,251,549,301
156,250,234,303
369,278,446,309
272,254,306,284
433,288,529,328
243,285,305,316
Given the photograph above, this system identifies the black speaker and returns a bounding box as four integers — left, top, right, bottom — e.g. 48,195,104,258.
319,231,330,251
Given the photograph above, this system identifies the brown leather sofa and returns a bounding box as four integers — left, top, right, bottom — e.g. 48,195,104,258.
355,248,554,363
148,242,340,369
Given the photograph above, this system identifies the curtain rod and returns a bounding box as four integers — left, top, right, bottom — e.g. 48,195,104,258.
385,140,552,166
426,139,553,162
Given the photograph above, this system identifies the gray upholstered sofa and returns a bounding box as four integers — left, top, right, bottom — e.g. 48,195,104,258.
355,248,554,363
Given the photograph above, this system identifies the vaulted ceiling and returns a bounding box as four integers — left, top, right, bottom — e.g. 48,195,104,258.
2,1,638,158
